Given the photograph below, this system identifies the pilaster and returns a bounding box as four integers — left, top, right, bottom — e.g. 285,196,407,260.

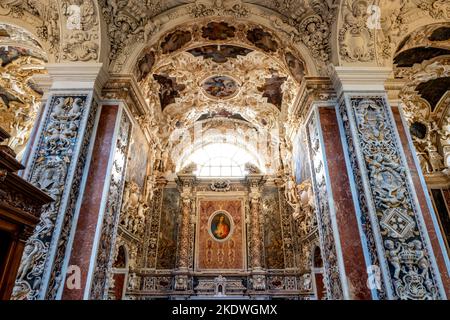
246,174,267,292
12,63,107,300
174,173,196,292
331,65,448,300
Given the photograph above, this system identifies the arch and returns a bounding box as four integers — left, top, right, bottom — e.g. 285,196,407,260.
112,245,129,269
180,142,262,178
0,22,49,159
0,1,107,64
0,16,54,62
381,20,450,68
311,244,326,300
109,7,320,77
313,245,323,269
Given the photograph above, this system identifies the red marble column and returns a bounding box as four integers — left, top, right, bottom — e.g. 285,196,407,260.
62,105,119,300
391,106,450,296
318,106,372,300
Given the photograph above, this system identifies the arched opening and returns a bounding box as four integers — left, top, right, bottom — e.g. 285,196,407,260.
312,246,325,300
181,142,262,178
111,245,129,300
393,22,450,253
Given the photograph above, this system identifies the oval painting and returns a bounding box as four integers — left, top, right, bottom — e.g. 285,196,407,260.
209,211,233,241
202,75,238,98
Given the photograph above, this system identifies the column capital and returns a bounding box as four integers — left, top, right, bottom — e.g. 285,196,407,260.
384,78,408,107
30,74,53,100
330,66,392,94
46,62,109,94
290,76,336,120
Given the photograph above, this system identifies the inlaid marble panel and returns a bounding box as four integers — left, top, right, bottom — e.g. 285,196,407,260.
196,199,245,271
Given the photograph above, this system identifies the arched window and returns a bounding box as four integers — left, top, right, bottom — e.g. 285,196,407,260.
183,143,261,178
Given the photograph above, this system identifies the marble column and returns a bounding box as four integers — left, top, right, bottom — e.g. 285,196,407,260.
174,174,196,291
246,174,266,291
61,101,132,300
11,63,108,300
294,77,371,300
331,66,449,300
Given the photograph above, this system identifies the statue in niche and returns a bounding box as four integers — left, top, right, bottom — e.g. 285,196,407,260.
284,174,298,205
145,174,156,202
279,137,293,173
121,181,140,213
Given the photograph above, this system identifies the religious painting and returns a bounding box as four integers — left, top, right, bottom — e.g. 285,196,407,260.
202,21,236,40
246,27,278,52
0,46,45,67
161,30,192,54
428,26,450,41
209,211,233,241
125,125,149,190
262,188,284,269
157,188,180,269
257,74,286,109
196,199,245,271
135,49,155,82
285,52,305,84
188,45,252,63
153,74,186,110
202,76,238,99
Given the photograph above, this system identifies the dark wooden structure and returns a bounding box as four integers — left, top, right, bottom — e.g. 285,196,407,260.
0,127,52,299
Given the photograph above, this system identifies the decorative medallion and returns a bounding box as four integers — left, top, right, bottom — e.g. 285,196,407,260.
202,75,238,99
210,179,231,192
208,210,233,241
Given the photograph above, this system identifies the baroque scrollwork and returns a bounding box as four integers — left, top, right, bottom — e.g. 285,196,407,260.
346,96,443,300
11,94,94,300
339,0,374,62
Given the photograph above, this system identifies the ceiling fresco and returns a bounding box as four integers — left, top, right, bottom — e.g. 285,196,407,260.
187,45,253,63
202,75,239,99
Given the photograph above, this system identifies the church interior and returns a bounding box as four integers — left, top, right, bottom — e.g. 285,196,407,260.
0,0,449,300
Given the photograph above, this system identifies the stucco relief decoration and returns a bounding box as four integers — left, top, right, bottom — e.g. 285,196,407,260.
90,112,132,299
61,0,100,62
396,55,450,175
137,25,299,130
349,97,443,299
120,181,147,237
306,111,344,300
0,33,46,158
12,94,91,300
0,1,61,55
339,0,375,62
